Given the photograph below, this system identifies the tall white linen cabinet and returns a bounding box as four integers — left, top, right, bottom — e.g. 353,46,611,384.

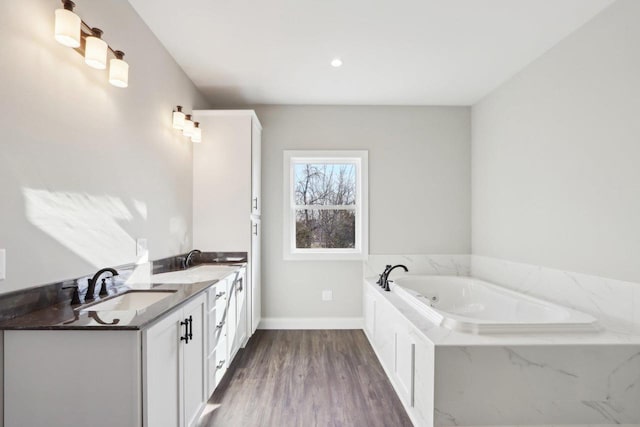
192,110,262,337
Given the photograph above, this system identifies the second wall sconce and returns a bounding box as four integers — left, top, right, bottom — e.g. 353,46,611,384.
173,106,202,143
54,0,129,88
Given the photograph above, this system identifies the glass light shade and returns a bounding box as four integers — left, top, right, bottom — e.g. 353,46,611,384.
54,8,81,48
172,107,185,130
183,116,194,137
109,57,129,88
191,124,202,143
85,33,108,69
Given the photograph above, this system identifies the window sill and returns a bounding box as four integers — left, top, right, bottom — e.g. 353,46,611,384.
283,252,369,261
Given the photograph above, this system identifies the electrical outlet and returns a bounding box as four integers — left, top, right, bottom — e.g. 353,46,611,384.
322,290,333,301
0,249,5,281
136,238,148,256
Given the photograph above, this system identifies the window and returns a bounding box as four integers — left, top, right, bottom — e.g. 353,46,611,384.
283,150,368,260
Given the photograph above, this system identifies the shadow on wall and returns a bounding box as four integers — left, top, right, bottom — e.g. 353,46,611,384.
23,187,144,268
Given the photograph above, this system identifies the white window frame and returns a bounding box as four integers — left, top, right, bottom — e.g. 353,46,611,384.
283,150,368,261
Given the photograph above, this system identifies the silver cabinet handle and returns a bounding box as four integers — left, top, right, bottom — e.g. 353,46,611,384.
237,277,243,292
216,360,225,370
252,197,258,210
252,223,258,236
215,291,226,300
216,321,225,330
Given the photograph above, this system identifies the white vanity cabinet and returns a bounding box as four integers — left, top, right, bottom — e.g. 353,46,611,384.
4,293,208,427
144,294,206,427
205,267,248,397
5,330,142,427
193,110,262,337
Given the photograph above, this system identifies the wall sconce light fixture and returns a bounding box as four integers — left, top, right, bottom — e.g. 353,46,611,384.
84,27,107,69
172,106,186,130
54,1,81,48
191,122,202,143
172,107,202,143
183,114,195,137
109,50,129,88
54,1,129,88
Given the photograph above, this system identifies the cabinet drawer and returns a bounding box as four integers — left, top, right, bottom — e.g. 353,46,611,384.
208,341,227,389
207,283,227,311
214,296,226,322
207,348,226,396
208,311,226,354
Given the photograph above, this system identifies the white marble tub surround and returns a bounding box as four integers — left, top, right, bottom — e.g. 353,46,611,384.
364,255,640,425
471,255,640,335
434,346,640,426
392,275,599,334
363,278,640,426
364,254,471,279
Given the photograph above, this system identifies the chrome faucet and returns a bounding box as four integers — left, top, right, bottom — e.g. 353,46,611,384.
382,264,408,292
86,268,119,301
184,249,202,269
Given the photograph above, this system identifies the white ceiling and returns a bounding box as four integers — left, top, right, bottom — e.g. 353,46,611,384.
129,0,614,106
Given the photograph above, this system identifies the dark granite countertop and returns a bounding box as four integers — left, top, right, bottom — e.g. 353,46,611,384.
0,263,246,331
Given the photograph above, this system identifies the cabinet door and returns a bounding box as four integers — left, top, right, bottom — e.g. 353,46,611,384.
394,326,415,406
233,270,248,352
192,113,251,252
183,294,207,427
364,289,376,337
250,218,261,333
373,300,396,369
227,275,238,362
251,117,262,216
144,310,183,427
410,328,435,427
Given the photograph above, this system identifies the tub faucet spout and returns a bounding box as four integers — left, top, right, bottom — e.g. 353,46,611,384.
382,264,408,291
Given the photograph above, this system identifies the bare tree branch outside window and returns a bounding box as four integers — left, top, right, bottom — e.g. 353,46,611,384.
294,163,356,249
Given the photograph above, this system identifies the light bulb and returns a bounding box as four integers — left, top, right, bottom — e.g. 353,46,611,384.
191,123,202,143
109,51,129,88
85,28,108,69
172,106,185,130
54,1,81,48
183,115,194,137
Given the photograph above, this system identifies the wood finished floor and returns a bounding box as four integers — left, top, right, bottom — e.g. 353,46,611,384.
198,330,413,427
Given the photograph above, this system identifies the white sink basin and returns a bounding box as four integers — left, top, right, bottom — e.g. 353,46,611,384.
150,265,239,284
82,291,176,312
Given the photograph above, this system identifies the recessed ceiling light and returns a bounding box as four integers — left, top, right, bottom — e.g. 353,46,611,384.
331,58,342,68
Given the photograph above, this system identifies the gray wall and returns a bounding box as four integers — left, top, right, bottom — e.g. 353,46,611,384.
472,0,640,282
255,105,471,319
0,0,209,293
0,1,209,421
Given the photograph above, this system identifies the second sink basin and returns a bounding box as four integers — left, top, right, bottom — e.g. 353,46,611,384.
150,265,239,284
82,290,176,312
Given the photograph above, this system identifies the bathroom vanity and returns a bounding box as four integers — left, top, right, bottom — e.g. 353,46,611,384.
1,264,247,427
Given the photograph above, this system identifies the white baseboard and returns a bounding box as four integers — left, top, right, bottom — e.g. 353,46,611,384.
258,317,364,330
